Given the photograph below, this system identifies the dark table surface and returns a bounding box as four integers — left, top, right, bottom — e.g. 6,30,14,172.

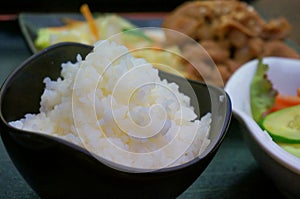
0,1,299,198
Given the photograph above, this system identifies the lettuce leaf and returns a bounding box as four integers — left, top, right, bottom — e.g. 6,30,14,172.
250,58,278,122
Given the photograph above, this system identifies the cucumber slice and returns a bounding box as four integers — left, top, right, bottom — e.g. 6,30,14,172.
261,105,300,143
278,143,300,158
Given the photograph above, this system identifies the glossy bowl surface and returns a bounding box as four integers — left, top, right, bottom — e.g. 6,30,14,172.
0,42,231,198
225,57,300,199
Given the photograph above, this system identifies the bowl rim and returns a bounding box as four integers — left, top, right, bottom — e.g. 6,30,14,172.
225,56,300,175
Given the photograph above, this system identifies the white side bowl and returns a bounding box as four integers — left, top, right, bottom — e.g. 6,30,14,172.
225,57,300,199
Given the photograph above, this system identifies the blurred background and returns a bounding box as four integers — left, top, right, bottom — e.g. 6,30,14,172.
0,0,255,13
2,0,190,13
0,0,299,45
252,0,300,46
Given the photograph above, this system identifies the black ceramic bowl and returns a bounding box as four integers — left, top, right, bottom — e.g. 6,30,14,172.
0,42,231,198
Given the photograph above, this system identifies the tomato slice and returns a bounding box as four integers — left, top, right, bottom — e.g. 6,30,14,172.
269,94,300,113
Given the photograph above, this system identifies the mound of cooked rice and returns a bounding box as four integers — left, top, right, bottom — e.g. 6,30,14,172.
9,40,211,170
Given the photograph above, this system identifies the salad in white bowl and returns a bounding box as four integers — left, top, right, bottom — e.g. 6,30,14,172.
225,57,300,199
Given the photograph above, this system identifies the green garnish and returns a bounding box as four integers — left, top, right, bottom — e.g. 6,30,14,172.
250,58,278,123
122,28,153,43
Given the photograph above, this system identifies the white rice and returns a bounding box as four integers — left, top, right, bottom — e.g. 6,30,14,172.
9,40,211,170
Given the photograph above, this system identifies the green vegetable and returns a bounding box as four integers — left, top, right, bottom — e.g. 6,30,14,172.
261,105,300,143
250,59,277,122
34,28,53,51
278,143,300,158
122,28,153,43
34,14,140,51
